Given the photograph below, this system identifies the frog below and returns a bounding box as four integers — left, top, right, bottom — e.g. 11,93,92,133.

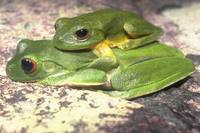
6,40,194,99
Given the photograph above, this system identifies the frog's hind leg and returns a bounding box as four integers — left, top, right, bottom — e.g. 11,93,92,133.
121,21,163,50
103,57,194,99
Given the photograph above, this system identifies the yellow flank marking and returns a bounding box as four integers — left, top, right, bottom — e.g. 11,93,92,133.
92,35,129,61
108,35,129,48
93,40,115,59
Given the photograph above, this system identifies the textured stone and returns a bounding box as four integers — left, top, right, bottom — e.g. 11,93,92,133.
0,0,200,133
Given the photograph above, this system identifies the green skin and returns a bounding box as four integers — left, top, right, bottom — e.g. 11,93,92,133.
6,40,195,99
53,9,163,50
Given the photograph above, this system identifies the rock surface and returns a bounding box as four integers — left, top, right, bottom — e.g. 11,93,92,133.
0,0,200,133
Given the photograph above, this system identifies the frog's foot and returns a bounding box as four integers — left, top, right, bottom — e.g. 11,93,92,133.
103,57,195,99
93,40,117,64
121,22,163,50
93,40,116,59
40,69,107,87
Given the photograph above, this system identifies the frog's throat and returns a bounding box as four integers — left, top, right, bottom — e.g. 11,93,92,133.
92,36,129,61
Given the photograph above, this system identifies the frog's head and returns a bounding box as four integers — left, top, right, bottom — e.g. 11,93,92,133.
6,39,67,83
53,17,105,50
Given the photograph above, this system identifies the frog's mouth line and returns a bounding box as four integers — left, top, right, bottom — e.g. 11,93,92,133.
17,80,38,83
6,74,39,83
55,47,92,53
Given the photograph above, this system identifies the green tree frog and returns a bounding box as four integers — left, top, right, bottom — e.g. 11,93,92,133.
53,9,163,63
6,40,195,99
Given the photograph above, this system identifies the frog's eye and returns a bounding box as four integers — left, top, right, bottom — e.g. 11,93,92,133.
21,58,37,74
75,28,89,40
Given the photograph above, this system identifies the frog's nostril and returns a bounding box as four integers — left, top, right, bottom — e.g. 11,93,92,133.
58,36,64,41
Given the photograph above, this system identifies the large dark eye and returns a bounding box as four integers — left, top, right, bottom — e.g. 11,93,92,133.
21,58,37,74
75,29,89,40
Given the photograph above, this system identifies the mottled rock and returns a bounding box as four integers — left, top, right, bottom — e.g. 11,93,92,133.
0,0,200,133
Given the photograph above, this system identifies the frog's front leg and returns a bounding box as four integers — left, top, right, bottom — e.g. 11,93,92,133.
120,20,163,50
104,56,194,99
88,56,118,71
40,69,107,87
92,40,117,67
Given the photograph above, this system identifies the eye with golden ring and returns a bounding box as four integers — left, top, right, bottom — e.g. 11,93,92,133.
21,58,37,74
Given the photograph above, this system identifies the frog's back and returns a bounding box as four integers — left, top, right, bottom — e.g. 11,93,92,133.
112,42,185,67
74,9,140,24
91,9,139,18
